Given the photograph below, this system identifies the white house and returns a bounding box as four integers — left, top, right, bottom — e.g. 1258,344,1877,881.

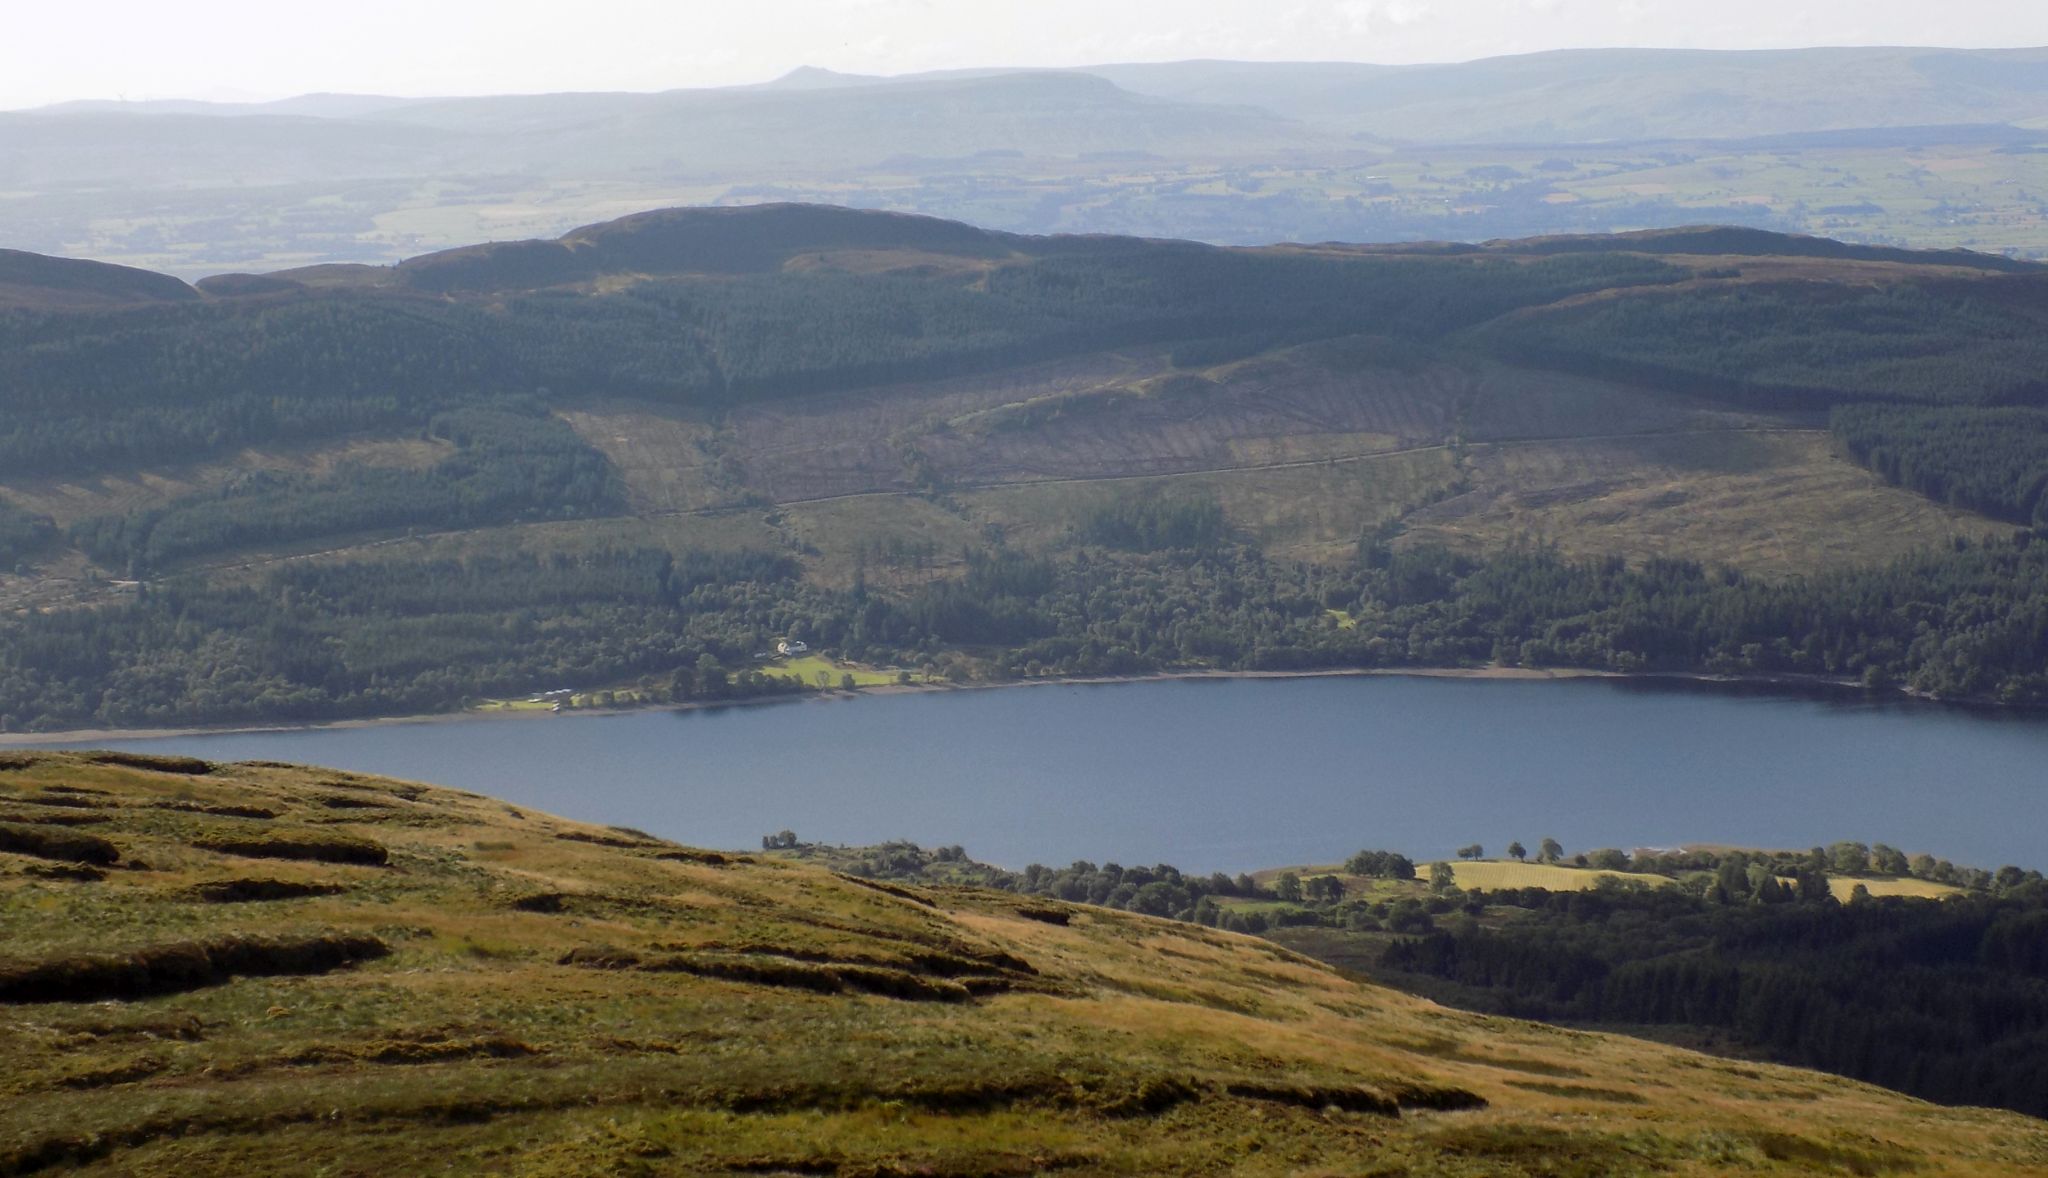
776,639,810,656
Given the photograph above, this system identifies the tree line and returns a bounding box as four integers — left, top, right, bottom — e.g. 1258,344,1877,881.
775,830,2048,1118
1378,874,2048,1118
1832,404,2048,526
9,529,2048,731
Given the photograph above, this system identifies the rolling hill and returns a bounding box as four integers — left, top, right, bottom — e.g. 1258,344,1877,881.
1082,47,2048,143
5,206,2048,730
0,750,2043,1175
0,250,196,309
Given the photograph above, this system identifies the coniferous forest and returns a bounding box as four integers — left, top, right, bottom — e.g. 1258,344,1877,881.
4,208,2048,729
1377,878,2048,1118
7,532,2048,731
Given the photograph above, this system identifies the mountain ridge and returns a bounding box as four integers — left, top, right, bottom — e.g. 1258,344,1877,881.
27,45,2048,143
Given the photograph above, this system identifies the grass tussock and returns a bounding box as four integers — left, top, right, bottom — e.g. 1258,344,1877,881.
0,752,2038,1176
1751,1131,1925,1176
316,777,426,801
652,848,741,866
561,947,983,1003
83,751,214,776
22,863,108,883
316,794,396,810
0,810,112,826
836,874,939,908
12,793,105,810
191,831,388,866
187,878,347,904
1224,1081,1400,1116
285,1034,540,1068
0,821,120,865
154,801,277,819
0,932,389,1003
554,829,669,850
510,892,568,913
1382,1080,1490,1112
1507,1080,1650,1104
1426,1124,1658,1176
53,1059,170,1091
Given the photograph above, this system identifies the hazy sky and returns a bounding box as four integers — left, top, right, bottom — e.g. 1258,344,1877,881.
6,0,2047,110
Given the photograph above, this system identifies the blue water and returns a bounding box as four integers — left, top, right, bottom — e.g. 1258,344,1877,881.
27,676,2048,873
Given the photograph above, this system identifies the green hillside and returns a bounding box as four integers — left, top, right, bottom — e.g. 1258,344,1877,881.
4,207,2048,731
0,752,2043,1175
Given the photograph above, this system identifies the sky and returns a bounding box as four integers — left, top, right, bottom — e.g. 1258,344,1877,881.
6,0,2048,110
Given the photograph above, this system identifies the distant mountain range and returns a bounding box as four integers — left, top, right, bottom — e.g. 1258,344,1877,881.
5,46,2046,278
22,47,2048,145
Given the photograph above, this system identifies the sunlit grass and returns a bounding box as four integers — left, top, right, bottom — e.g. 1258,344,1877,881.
0,753,2040,1175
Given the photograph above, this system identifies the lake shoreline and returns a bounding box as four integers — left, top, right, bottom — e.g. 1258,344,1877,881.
0,663,1918,747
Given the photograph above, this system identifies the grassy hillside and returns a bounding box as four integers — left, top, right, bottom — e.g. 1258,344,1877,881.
0,752,2043,1175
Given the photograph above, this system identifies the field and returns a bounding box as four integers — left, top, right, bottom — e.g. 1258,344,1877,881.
1418,860,1675,892
1264,859,1968,901
466,655,902,717
775,654,904,688
0,751,2043,1175
1829,875,1964,902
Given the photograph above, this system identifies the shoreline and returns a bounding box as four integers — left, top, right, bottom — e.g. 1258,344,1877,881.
0,663,1943,748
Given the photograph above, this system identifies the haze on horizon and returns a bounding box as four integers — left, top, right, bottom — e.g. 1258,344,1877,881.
8,0,2048,111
